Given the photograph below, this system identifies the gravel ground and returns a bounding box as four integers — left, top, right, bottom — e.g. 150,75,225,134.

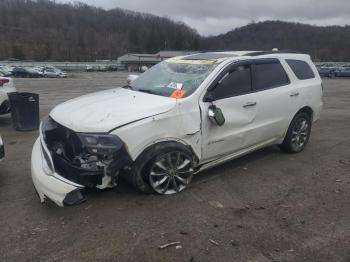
0,72,349,262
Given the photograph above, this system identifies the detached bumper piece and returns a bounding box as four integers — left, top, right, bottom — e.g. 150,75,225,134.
31,117,132,206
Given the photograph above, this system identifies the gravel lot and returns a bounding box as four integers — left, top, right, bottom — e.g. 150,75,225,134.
0,72,349,262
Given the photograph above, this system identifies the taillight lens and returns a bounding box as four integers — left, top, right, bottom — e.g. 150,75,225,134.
0,79,10,87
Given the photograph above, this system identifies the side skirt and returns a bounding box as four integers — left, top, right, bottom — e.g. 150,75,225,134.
196,138,278,174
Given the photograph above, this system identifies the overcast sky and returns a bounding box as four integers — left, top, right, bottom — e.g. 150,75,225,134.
58,0,350,35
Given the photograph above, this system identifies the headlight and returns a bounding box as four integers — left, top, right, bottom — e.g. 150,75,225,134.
77,134,124,157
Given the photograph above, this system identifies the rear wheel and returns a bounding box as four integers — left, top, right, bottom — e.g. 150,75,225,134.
280,112,312,153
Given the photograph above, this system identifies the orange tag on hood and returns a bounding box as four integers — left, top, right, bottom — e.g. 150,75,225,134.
170,89,186,99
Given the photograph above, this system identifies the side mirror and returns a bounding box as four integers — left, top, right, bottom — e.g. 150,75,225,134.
127,74,139,84
208,105,225,126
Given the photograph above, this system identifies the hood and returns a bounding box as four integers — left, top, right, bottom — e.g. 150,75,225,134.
50,88,177,133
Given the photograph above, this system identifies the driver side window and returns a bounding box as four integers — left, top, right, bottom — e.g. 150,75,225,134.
212,64,252,100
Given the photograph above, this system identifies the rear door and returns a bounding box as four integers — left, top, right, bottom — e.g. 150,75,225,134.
249,58,296,144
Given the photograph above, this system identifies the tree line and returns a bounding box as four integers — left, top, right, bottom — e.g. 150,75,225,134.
202,21,350,62
0,0,200,61
1,0,349,61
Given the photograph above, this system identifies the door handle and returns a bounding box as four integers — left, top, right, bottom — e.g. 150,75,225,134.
290,91,300,97
243,102,257,108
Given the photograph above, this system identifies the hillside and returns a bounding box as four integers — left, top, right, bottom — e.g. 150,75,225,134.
200,21,350,61
1,1,350,61
0,0,200,61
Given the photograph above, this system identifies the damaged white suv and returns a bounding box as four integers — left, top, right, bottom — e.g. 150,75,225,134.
31,51,323,206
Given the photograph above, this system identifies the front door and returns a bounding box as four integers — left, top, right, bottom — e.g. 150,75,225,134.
200,62,259,161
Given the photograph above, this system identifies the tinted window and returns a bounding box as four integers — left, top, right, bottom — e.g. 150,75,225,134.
212,64,251,100
253,60,290,91
286,59,315,80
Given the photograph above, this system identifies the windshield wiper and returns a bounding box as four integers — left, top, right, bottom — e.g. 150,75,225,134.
138,89,157,95
122,84,134,90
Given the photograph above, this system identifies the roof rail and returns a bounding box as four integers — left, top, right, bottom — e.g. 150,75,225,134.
198,50,230,53
245,50,300,56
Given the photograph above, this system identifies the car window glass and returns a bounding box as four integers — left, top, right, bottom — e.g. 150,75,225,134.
253,60,290,91
131,60,219,98
212,64,251,100
286,59,315,80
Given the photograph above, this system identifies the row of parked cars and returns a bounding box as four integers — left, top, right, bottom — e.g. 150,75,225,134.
85,64,119,72
317,64,350,78
0,65,67,78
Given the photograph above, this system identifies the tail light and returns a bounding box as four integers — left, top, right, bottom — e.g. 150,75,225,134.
0,79,10,87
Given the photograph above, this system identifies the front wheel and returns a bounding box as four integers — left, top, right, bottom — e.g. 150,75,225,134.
129,143,195,194
280,112,312,153
148,151,194,194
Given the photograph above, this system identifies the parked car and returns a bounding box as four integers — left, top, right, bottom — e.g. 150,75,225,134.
0,136,4,161
86,65,94,72
31,51,323,206
12,67,41,78
27,67,44,77
0,65,13,76
0,76,16,115
97,65,108,72
107,65,119,72
335,67,350,77
43,68,67,78
318,66,336,78
0,69,12,77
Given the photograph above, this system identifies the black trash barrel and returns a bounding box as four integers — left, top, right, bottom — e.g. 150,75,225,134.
9,92,39,131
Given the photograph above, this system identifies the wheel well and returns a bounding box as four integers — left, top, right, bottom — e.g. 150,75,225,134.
296,106,313,121
135,141,199,167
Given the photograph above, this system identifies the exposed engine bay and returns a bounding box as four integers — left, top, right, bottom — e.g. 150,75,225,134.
41,117,132,189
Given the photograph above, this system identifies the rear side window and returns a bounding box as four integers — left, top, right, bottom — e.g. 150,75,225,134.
253,60,290,91
212,64,252,100
286,59,315,80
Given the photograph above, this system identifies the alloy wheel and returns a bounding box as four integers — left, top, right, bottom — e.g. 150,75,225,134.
149,151,194,194
291,118,309,151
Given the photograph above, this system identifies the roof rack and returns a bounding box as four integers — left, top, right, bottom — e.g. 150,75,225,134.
245,50,300,56
198,50,229,53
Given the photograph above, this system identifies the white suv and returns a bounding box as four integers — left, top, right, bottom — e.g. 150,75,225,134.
0,76,16,115
31,51,323,206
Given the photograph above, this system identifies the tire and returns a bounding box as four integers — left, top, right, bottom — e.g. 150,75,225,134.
128,142,195,194
280,112,312,153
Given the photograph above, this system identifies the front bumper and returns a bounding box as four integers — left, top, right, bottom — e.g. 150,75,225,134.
31,138,85,207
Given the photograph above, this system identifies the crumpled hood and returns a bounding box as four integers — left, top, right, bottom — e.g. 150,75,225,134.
50,88,177,133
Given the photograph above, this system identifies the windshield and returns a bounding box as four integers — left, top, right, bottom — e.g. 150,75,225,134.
129,60,219,98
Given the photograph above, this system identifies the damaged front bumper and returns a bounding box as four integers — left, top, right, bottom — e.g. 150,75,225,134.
31,117,133,207
31,138,85,206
